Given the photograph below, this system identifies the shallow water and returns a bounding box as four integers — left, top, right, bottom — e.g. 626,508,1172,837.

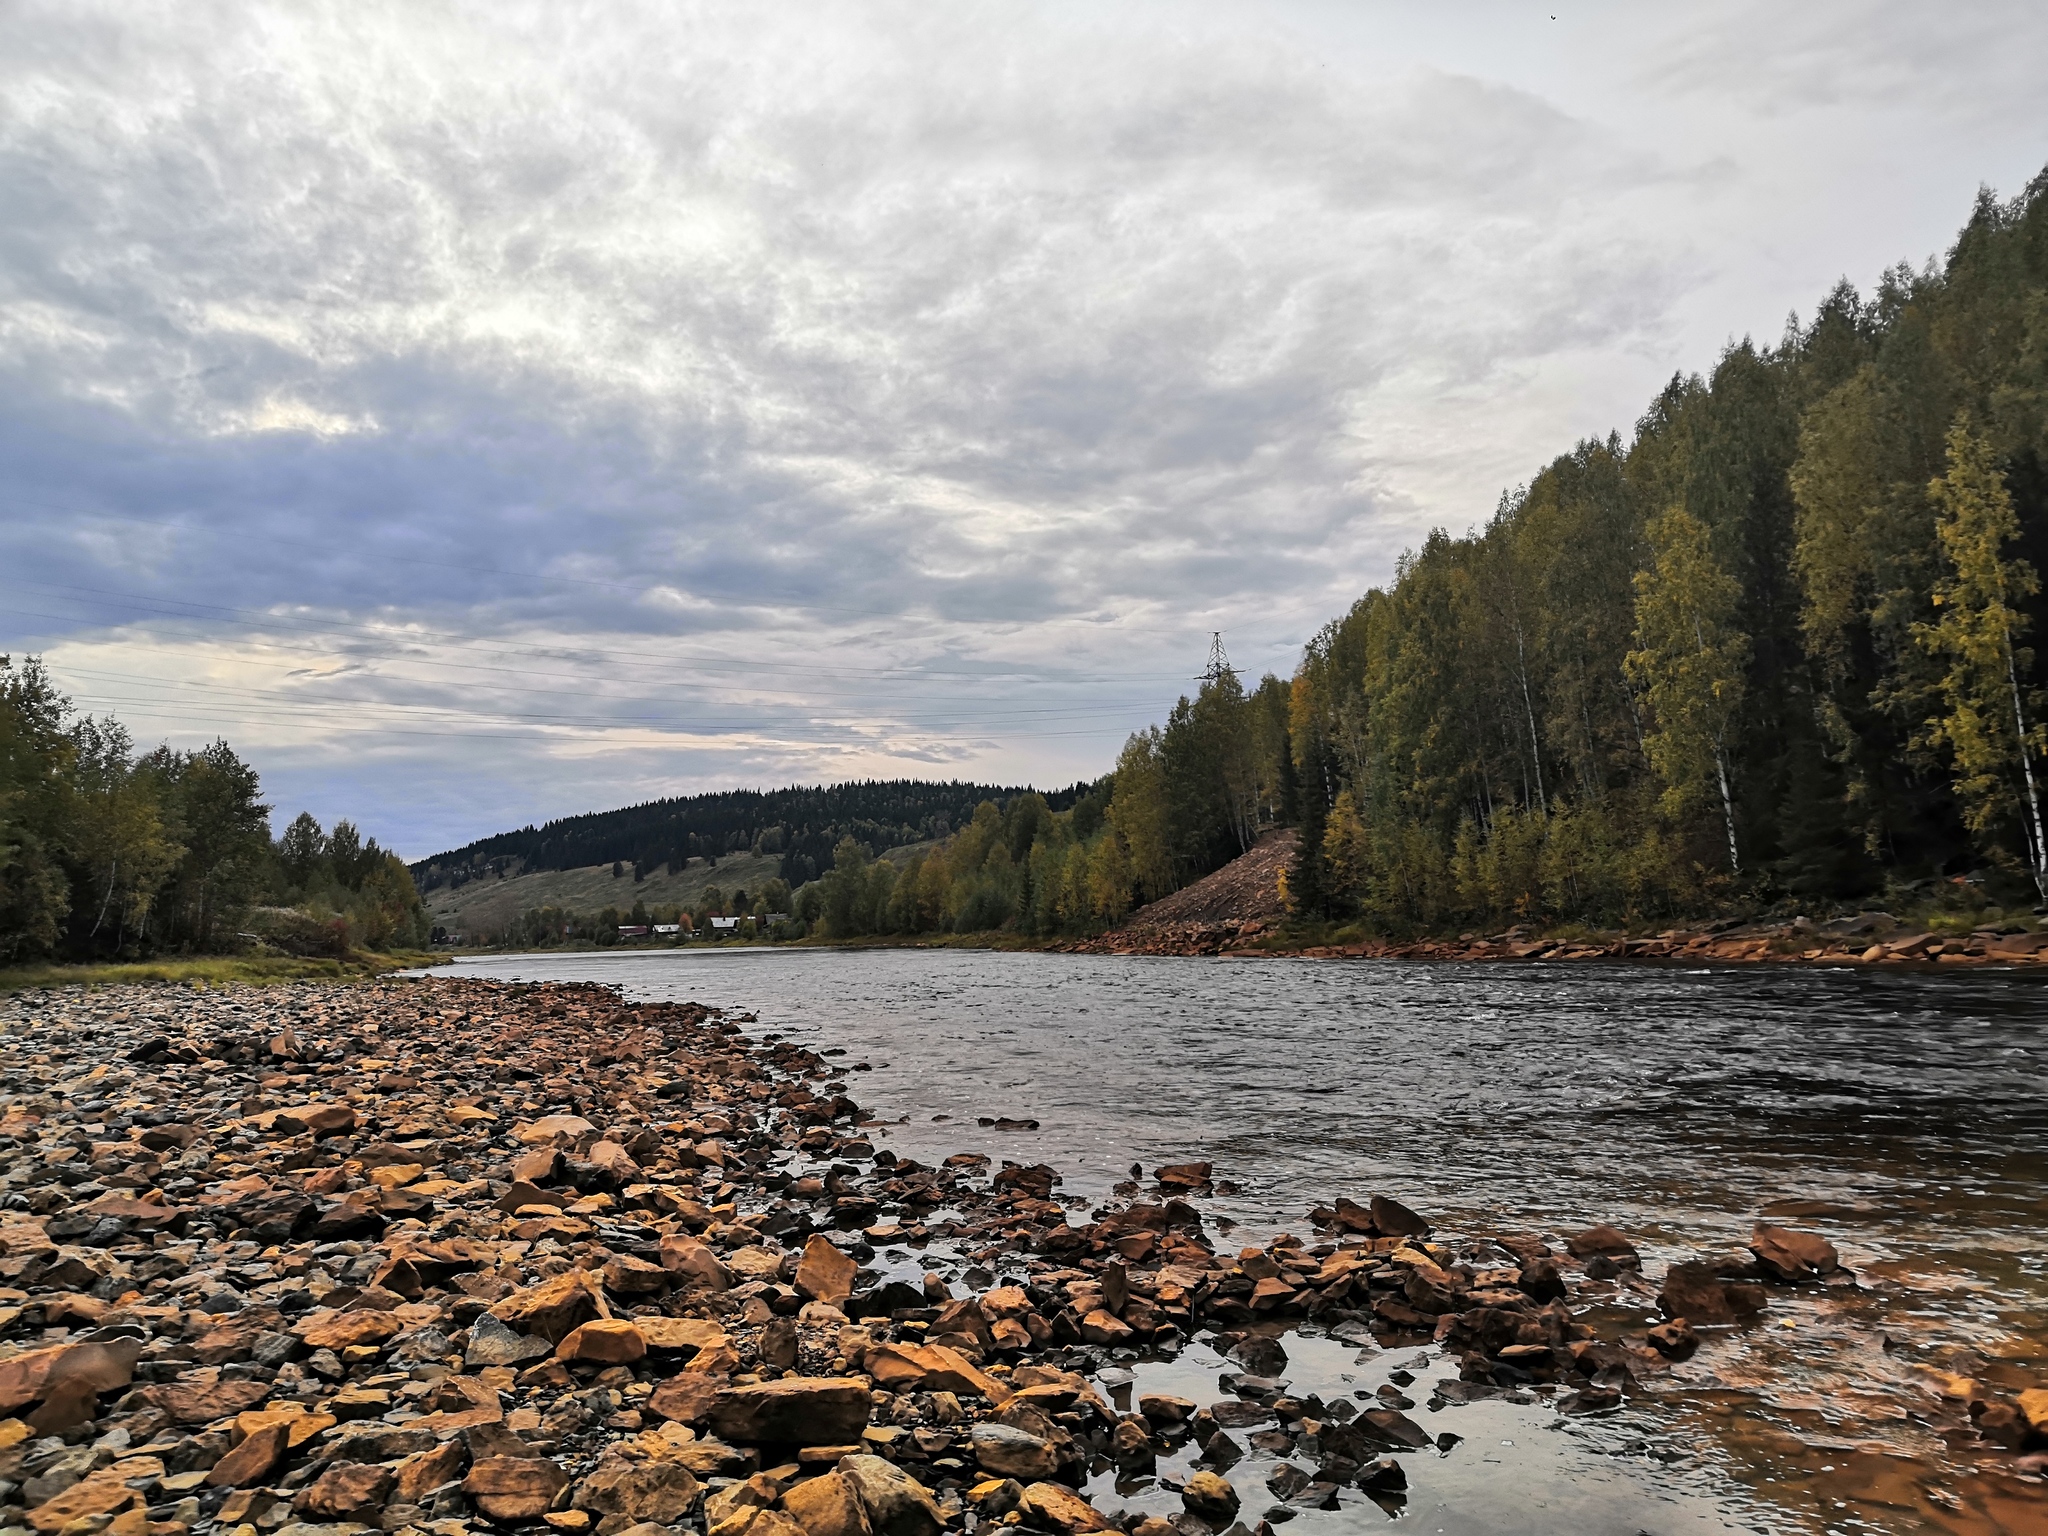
423,947,2048,1532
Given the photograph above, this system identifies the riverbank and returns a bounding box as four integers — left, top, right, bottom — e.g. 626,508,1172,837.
0,952,446,994
1075,910,2048,970
0,973,2039,1535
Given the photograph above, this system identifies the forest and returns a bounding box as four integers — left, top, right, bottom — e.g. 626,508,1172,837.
0,657,428,962
410,779,1085,895
801,167,2048,939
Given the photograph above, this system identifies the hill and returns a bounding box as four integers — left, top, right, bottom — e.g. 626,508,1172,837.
412,780,1087,896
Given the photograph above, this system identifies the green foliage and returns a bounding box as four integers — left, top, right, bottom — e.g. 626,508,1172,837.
1912,419,2048,892
0,657,426,960
413,779,1087,894
1626,507,1749,869
1273,165,2048,931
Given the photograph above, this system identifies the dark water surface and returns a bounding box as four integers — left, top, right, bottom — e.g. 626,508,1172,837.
425,948,2048,1534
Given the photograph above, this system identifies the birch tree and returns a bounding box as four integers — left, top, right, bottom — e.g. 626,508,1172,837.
1912,420,2048,895
1626,507,1749,872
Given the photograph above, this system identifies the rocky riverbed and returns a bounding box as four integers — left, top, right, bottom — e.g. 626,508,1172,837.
1081,908,2048,968
0,976,2039,1536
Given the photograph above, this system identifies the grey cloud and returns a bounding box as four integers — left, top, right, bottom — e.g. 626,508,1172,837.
0,0,2034,854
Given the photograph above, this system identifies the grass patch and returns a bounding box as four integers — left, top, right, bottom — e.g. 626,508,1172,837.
0,951,448,992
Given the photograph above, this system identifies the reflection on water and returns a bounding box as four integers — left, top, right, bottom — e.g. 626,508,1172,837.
428,947,2048,1531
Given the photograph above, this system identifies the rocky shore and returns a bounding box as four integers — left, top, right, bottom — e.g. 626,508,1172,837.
0,976,2038,1536
1081,908,2048,968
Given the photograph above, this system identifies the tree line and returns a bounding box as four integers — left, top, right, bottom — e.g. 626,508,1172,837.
411,780,1088,894
802,166,2048,939
1269,171,2048,930
0,657,428,962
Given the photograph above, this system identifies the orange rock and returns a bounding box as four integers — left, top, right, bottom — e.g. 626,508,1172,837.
635,1317,728,1355
465,1454,568,1521
295,1463,394,1521
294,1308,407,1351
647,1371,726,1426
863,1343,1011,1402
490,1269,606,1343
26,1460,160,1534
794,1234,857,1305
555,1319,647,1364
206,1420,290,1488
0,1339,141,1416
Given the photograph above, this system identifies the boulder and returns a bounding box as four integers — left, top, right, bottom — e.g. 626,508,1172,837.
1749,1224,1844,1283
783,1468,873,1536
296,1308,408,1351
1181,1469,1240,1525
1566,1225,1639,1268
1646,1318,1699,1361
662,1233,734,1291
0,1339,140,1416
466,1311,554,1367
393,1439,470,1503
969,1422,1060,1480
491,1269,605,1343
603,1253,673,1296
465,1454,570,1521
135,1377,272,1425
294,1463,394,1522
515,1113,598,1146
204,1420,289,1488
711,1509,809,1536
556,1319,648,1364
795,1233,859,1304
708,1377,873,1445
1659,1261,1766,1324
638,1316,730,1355
25,1461,155,1534
572,1455,703,1524
1019,1482,1109,1534
649,1371,728,1425
864,1342,1009,1400
837,1455,945,1536
1370,1194,1430,1237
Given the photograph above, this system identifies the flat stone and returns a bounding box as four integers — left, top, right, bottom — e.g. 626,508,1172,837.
708,1378,872,1446
572,1454,702,1524
294,1464,394,1523
465,1454,569,1522
556,1319,647,1364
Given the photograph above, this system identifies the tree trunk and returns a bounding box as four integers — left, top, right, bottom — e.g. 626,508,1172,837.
89,858,118,940
1714,737,1741,874
1514,621,1547,814
2005,634,2048,900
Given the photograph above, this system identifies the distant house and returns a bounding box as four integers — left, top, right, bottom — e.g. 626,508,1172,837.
652,923,681,936
617,924,650,938
710,916,740,931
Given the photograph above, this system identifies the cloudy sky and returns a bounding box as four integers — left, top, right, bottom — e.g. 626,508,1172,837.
3,0,2043,859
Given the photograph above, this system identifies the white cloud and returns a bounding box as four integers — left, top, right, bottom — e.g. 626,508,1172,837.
0,0,2042,854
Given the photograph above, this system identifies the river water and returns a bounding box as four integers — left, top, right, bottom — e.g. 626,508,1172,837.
418,947,2048,1535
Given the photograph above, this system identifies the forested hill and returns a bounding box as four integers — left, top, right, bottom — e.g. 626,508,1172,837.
1266,167,2048,926
411,780,1086,894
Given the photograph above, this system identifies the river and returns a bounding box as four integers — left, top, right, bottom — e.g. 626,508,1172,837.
417,946,2048,1534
